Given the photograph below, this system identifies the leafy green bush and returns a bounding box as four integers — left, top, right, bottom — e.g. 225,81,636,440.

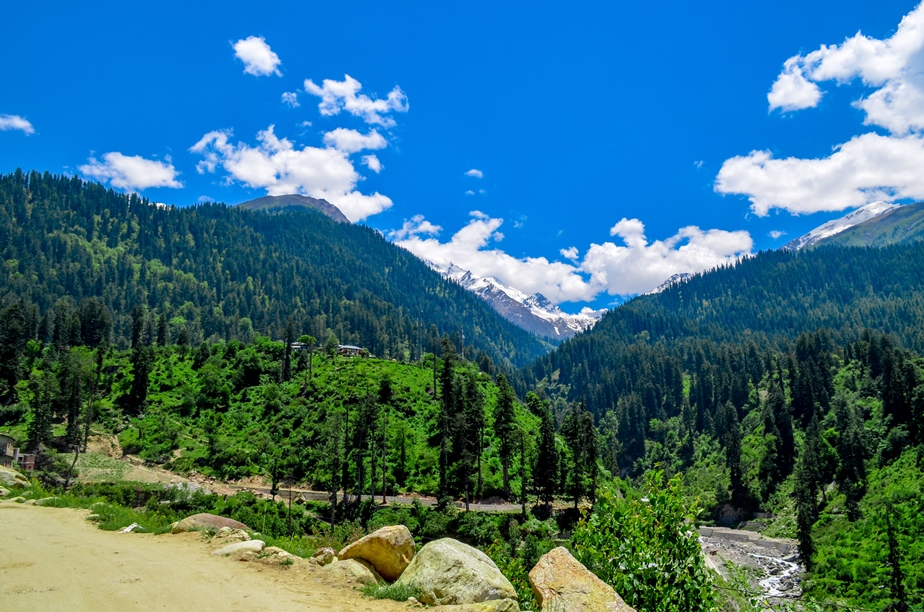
572,471,717,612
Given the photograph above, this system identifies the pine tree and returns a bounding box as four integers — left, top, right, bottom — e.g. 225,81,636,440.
793,415,822,570
494,373,516,499
532,393,558,506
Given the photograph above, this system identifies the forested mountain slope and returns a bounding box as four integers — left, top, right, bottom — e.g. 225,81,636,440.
517,244,924,413
0,170,548,368
812,201,924,248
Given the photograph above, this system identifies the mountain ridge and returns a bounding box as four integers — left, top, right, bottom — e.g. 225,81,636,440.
428,261,604,340
236,194,350,224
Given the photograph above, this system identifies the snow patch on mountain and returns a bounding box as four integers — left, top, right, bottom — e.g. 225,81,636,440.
646,273,693,295
782,201,900,251
429,262,604,339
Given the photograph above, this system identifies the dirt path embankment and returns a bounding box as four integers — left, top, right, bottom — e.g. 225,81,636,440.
0,502,406,612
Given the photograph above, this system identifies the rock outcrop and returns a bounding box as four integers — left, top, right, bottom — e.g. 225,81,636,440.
528,546,635,612
311,547,337,566
321,558,383,586
338,524,415,581
171,513,250,533
210,540,265,556
394,538,517,606
0,465,29,488
432,601,521,612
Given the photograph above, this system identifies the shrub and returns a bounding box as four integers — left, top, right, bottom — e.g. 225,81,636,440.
571,470,717,612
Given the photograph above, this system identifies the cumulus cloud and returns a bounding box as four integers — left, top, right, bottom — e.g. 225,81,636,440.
322,128,387,154
362,154,382,173
581,219,753,296
767,5,924,131
767,59,822,112
79,152,182,191
464,168,484,178
190,125,392,222
465,190,475,196
0,114,35,134
769,230,787,239
721,4,924,215
233,36,282,76
717,132,924,215
304,74,408,127
387,214,442,240
281,92,299,107
395,213,752,302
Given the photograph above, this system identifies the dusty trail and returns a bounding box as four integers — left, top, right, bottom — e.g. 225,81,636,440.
0,502,407,612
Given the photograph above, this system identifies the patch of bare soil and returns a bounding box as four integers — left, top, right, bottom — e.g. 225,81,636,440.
0,502,409,612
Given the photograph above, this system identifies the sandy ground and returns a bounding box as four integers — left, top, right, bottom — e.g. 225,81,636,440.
0,502,409,612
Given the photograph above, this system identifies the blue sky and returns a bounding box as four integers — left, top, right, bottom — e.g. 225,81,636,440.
3,0,922,311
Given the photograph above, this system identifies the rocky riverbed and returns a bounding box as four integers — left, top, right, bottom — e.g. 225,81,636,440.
699,526,803,602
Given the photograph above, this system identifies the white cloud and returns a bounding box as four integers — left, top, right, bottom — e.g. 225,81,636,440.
769,230,787,239
767,5,924,132
79,152,182,191
387,214,442,240
322,128,387,154
233,36,281,76
394,213,752,302
717,132,924,215
722,5,924,215
304,74,408,127
693,160,705,169
465,168,484,178
767,59,822,112
465,190,475,195
581,219,753,296
362,154,382,173
190,125,392,222
281,92,299,107
0,114,35,134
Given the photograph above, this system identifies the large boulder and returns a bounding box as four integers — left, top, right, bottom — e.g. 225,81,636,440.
337,524,415,581
312,547,337,566
171,513,250,534
528,547,635,612
0,465,29,488
394,538,517,606
210,540,265,556
320,558,383,586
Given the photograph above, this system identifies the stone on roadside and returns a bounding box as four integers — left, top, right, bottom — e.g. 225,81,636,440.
10,496,26,503
528,546,635,612
213,527,250,542
0,486,10,497
394,538,516,606
311,547,336,566
171,513,250,534
337,524,415,581
432,600,520,612
320,558,383,586
24,499,38,505
211,540,265,556
263,546,294,556
36,497,58,506
0,465,29,488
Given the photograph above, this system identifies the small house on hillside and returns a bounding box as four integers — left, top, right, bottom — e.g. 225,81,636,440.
0,433,15,468
337,344,365,357
0,434,33,471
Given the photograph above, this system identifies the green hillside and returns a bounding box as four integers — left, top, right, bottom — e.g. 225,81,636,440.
813,202,924,248
0,170,549,369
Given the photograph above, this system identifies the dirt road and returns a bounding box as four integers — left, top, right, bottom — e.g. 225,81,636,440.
0,502,407,612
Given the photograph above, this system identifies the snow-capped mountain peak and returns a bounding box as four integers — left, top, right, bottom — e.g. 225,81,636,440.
782,201,900,251
428,261,604,339
646,273,693,295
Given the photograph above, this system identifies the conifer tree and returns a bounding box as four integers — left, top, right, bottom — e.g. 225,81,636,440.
532,393,558,506
494,373,516,499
